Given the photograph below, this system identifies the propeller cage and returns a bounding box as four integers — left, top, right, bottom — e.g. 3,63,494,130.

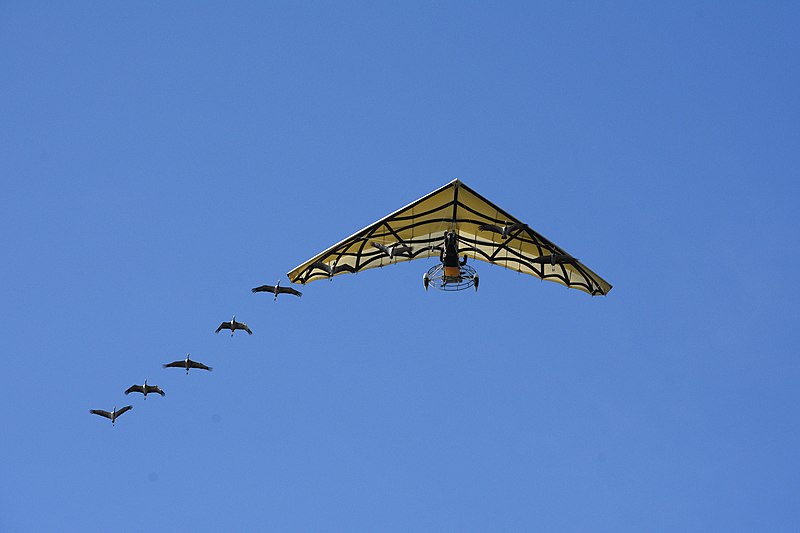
425,263,478,292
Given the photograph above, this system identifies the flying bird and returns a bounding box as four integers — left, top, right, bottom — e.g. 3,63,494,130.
215,315,253,336
90,405,132,426
371,241,413,259
124,379,165,400
163,353,213,374
530,254,579,266
252,280,302,300
311,261,356,280
478,221,528,239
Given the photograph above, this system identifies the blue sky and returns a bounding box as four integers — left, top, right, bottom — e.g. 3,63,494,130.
1,2,799,531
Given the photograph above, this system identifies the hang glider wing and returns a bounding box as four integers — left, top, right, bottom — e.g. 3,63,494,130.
286,179,612,296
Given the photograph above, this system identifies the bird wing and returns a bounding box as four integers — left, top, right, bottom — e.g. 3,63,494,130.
125,385,144,395
286,179,611,295
116,405,133,418
370,241,389,255
163,361,184,368
90,409,112,419
278,286,302,297
332,264,356,275
310,262,333,275
395,244,413,255
189,360,212,371
233,322,253,335
251,285,275,293
530,254,577,265
145,385,165,396
478,223,503,234
215,322,230,333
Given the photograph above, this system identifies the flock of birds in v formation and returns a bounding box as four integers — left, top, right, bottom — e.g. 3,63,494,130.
89,281,302,426
89,223,532,425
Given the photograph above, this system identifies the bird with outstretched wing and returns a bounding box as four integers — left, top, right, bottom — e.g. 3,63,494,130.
124,380,165,399
370,241,414,259
90,405,133,426
251,280,302,300
163,353,213,374
311,261,356,279
477,221,528,239
215,315,253,336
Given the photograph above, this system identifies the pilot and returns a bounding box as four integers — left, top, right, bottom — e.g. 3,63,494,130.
440,231,467,278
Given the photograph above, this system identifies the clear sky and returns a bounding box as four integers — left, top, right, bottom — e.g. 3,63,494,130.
2,2,799,531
